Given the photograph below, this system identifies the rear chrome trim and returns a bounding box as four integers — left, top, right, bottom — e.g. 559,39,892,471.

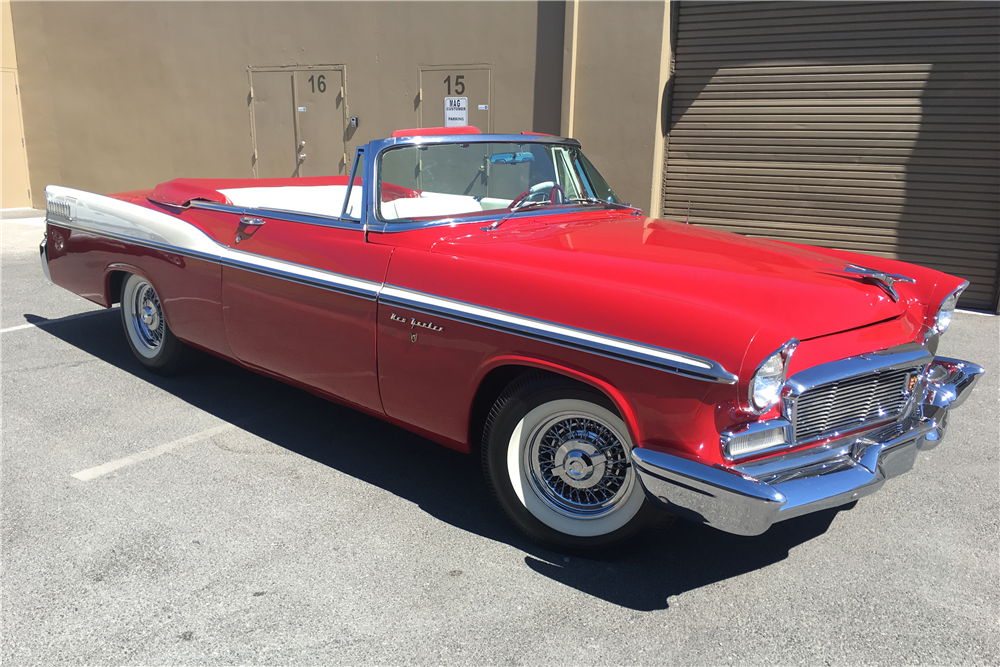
39,232,51,283
46,185,227,262
45,186,381,301
380,285,738,384
49,219,223,265
52,218,381,302
222,250,381,300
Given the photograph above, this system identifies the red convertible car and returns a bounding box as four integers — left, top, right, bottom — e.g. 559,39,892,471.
41,127,984,553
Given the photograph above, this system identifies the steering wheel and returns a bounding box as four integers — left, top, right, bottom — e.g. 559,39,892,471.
508,181,566,209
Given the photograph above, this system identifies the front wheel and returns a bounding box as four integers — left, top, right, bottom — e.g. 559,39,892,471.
482,374,662,554
120,273,188,375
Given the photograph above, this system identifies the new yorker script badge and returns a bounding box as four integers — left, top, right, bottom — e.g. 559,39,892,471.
390,312,444,332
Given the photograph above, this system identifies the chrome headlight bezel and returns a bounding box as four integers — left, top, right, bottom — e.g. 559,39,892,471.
748,338,799,415
931,281,968,335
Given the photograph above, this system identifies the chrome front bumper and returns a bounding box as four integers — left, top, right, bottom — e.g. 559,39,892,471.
632,356,985,536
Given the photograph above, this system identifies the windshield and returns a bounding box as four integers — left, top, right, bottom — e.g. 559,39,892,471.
377,142,622,222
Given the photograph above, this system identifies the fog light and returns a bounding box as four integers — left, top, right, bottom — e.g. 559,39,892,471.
722,423,789,459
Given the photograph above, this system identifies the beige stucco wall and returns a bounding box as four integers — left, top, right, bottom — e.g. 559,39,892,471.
563,1,669,213
2,0,31,208
11,2,567,206
1,0,15,68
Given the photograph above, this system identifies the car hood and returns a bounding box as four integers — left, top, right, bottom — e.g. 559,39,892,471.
427,213,911,343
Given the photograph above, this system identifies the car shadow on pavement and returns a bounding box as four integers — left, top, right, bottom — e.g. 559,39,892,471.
522,507,841,611
35,309,845,612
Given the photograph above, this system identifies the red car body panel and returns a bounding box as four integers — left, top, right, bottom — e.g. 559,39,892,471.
41,161,967,471
220,218,392,414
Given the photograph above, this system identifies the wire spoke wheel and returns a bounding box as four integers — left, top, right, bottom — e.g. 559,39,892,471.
130,282,164,351
526,411,635,520
120,272,187,375
483,375,659,552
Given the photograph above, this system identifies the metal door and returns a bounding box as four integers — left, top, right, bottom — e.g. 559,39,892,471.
293,68,347,176
250,66,348,178
249,70,297,178
419,65,492,132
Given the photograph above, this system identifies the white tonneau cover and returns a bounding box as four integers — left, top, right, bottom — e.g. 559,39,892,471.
218,185,361,219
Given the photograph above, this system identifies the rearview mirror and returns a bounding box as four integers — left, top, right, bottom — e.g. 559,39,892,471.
489,152,535,165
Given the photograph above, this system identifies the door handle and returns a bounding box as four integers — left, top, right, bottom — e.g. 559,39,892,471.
297,153,307,162
240,216,266,227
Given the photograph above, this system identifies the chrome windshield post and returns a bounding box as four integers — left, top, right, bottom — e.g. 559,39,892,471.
342,146,366,242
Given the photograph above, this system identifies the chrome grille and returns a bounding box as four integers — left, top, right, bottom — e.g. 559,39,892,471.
793,367,917,442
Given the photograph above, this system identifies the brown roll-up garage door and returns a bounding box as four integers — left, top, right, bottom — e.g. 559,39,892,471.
661,1,1000,312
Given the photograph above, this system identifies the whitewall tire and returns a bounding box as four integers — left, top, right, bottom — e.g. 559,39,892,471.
483,374,661,553
120,273,187,375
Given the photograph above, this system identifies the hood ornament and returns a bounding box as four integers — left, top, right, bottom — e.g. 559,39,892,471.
820,264,915,302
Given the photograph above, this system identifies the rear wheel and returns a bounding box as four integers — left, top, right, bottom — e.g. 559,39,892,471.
120,273,187,375
482,374,661,554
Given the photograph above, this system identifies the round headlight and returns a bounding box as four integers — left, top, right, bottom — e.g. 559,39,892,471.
932,283,967,335
749,339,798,414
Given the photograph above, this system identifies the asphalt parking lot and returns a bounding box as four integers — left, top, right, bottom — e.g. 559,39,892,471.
2,212,998,666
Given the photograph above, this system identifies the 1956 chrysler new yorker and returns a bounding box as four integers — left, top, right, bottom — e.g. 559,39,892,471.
41,127,984,552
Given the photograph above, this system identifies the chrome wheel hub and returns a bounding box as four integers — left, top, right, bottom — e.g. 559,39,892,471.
141,299,159,329
130,282,164,350
526,412,635,520
550,441,607,488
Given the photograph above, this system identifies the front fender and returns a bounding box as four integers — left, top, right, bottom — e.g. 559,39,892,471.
473,354,644,445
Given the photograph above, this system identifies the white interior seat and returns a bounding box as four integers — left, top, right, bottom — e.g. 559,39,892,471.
217,185,361,219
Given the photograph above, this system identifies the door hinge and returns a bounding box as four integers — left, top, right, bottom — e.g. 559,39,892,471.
22,138,25,147
15,84,18,94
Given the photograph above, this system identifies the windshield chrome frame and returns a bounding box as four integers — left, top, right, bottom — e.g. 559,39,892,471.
362,134,631,234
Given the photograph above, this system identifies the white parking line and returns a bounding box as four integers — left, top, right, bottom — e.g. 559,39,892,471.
0,308,117,334
72,424,234,482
